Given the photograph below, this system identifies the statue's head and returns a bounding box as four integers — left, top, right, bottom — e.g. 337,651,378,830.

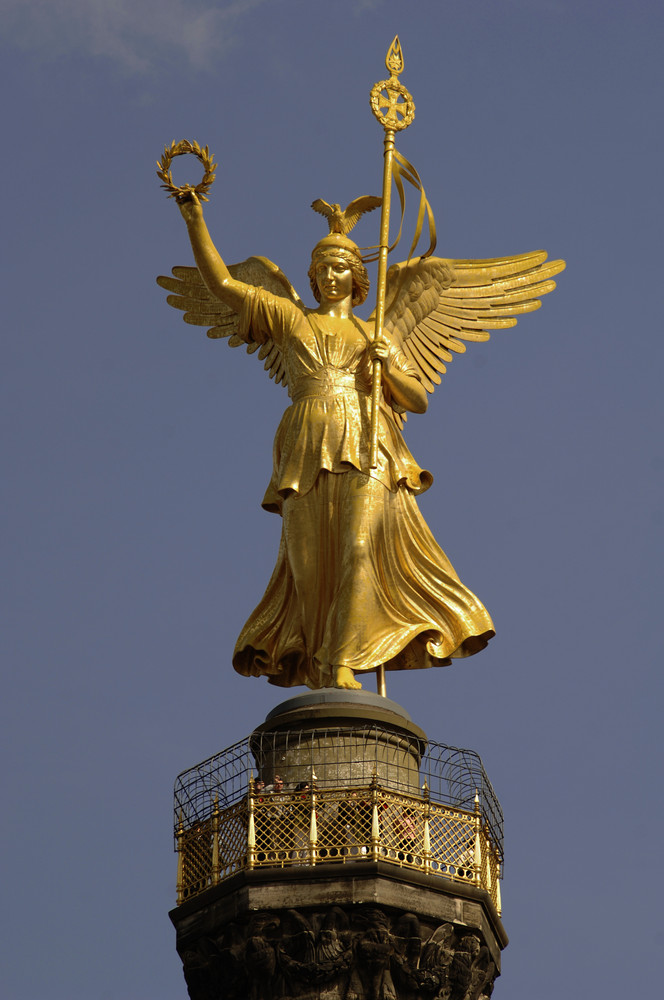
308,233,370,307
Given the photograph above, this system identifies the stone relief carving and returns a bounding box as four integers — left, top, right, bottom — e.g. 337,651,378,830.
179,906,496,1000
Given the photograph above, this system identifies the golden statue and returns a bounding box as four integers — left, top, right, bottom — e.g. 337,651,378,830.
157,39,564,693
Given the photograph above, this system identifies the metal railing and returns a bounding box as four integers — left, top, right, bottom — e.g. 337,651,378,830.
174,728,503,913
174,728,502,848
176,778,501,912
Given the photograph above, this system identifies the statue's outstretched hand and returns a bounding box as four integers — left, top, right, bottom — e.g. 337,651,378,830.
176,189,204,226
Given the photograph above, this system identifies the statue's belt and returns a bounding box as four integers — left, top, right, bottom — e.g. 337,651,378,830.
291,369,371,402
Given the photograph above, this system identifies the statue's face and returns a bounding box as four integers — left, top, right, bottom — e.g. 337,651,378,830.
315,254,354,303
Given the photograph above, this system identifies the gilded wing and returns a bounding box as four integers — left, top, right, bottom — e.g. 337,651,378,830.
341,196,383,235
156,256,304,389
377,251,565,419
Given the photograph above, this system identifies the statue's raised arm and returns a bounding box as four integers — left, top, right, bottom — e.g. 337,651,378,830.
157,192,304,390
175,192,253,316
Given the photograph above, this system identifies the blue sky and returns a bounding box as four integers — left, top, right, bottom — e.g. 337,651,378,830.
2,2,662,998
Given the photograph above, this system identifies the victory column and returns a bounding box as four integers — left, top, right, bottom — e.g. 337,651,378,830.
158,38,565,1000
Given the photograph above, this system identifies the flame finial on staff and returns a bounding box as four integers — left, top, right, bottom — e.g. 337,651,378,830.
368,37,416,472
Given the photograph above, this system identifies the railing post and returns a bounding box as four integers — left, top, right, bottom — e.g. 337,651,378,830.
371,772,380,861
473,791,482,887
309,770,318,866
247,773,256,870
211,795,221,886
176,811,185,905
422,782,431,872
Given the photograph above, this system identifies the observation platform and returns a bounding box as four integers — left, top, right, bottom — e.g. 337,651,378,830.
173,691,503,914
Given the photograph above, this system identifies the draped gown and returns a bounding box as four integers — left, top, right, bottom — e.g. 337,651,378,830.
232,288,494,689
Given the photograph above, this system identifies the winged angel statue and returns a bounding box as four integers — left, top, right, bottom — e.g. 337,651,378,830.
158,193,564,690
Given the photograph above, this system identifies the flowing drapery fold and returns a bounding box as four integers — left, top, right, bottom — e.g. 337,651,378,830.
234,470,494,688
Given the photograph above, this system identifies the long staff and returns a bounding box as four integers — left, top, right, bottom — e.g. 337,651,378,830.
368,39,416,698
368,37,416,471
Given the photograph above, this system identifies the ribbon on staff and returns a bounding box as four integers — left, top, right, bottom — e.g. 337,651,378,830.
362,150,437,264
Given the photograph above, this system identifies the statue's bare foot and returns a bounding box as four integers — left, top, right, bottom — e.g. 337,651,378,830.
334,666,362,690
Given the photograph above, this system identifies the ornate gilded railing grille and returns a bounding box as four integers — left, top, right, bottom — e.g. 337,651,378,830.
176,783,502,913
177,819,213,900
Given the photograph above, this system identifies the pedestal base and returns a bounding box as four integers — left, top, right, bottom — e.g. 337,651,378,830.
170,862,507,1000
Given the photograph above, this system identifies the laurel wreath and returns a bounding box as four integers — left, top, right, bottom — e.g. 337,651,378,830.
156,139,217,201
